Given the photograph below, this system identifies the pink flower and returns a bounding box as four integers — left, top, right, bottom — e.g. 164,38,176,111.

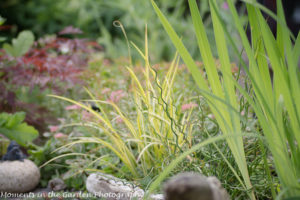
222,2,229,10
109,90,126,103
101,88,111,94
58,26,83,35
115,116,124,124
58,118,66,123
54,133,67,138
49,125,59,133
241,110,245,116
65,104,81,110
181,103,198,112
82,110,93,121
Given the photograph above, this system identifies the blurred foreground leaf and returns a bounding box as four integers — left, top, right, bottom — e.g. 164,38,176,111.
3,30,34,57
0,112,38,146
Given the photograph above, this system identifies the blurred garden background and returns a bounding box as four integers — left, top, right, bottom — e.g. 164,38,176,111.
0,0,299,199
1,0,201,61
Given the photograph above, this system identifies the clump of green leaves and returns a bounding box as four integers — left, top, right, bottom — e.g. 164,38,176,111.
0,112,38,146
151,0,254,198
150,0,300,199
0,16,6,42
3,30,34,57
45,30,198,186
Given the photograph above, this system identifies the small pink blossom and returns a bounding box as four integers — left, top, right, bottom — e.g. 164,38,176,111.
65,104,81,110
181,103,198,112
49,125,59,133
58,118,66,123
102,88,111,94
222,2,229,10
54,133,67,138
58,26,83,35
115,116,124,124
241,110,245,116
82,110,94,121
109,90,126,103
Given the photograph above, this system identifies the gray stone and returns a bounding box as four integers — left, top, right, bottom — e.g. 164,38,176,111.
48,177,66,191
0,159,40,193
86,173,145,200
163,172,229,200
150,193,164,200
86,172,228,200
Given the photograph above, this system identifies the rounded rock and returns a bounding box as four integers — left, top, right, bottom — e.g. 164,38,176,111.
163,172,229,200
0,159,40,193
86,173,144,200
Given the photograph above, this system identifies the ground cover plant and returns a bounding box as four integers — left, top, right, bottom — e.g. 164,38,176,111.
0,0,299,199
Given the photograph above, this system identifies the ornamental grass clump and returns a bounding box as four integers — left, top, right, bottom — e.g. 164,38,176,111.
47,29,197,179
149,0,300,199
